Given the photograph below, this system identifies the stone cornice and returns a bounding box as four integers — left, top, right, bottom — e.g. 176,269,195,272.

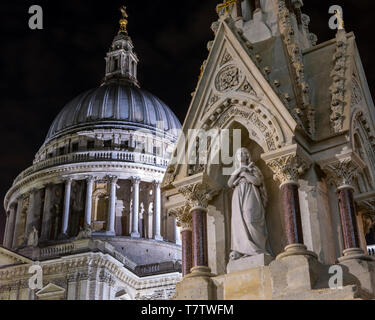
4,162,165,210
0,251,181,290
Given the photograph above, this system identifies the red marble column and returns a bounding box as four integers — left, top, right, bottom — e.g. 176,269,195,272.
254,0,261,10
191,208,208,268
236,0,243,18
181,230,192,277
338,187,360,249
280,183,304,245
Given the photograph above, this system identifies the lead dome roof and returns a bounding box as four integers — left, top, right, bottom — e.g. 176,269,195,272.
44,82,181,144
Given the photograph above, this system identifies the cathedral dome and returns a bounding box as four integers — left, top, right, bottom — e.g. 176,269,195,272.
45,82,181,144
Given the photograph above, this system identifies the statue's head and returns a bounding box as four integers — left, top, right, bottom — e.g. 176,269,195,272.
235,147,251,168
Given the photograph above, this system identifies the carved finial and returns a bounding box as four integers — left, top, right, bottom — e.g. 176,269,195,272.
217,0,237,15
118,5,129,35
334,9,345,30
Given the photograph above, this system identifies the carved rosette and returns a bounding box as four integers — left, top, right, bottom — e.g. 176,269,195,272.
266,154,310,186
170,204,192,232
215,65,243,92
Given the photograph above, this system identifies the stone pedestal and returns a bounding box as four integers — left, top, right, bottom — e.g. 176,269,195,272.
227,254,273,273
174,276,215,300
270,250,322,295
339,258,375,297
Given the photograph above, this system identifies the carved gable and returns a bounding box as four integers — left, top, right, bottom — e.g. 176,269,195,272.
36,283,66,300
163,20,297,187
0,247,31,267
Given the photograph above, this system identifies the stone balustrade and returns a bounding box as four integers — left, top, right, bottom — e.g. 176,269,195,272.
14,150,169,185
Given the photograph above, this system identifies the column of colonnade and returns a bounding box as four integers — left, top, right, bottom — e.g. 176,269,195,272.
3,175,174,248
174,149,374,279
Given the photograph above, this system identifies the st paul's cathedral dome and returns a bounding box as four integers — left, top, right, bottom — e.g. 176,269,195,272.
1,7,182,300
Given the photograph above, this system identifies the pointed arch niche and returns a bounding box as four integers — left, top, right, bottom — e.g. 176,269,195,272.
204,119,285,275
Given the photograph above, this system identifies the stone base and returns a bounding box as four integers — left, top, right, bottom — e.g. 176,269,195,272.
227,254,273,274
153,235,163,241
338,248,374,262
174,274,215,300
276,244,318,260
339,256,375,297
130,232,140,238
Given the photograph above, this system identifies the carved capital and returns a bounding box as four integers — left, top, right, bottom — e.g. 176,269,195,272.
325,159,359,188
130,176,141,185
264,153,310,186
62,176,73,184
85,175,96,183
152,180,162,189
319,151,366,189
170,204,192,232
107,175,118,184
178,182,218,210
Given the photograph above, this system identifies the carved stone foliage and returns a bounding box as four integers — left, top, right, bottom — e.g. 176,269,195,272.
162,165,177,188
178,182,219,209
301,14,318,47
265,154,310,185
239,80,257,96
220,50,233,67
278,0,315,137
351,73,363,106
329,30,349,134
212,105,280,151
169,204,192,232
323,158,361,187
215,64,243,92
352,112,375,172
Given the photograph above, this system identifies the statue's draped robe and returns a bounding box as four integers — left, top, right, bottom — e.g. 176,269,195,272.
231,166,268,256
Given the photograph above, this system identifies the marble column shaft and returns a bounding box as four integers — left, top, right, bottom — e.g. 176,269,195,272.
191,208,209,268
12,197,24,248
40,184,53,241
131,177,141,238
338,187,360,249
84,176,95,227
175,218,182,245
153,181,162,241
25,191,37,236
280,183,304,245
107,176,118,234
61,178,72,234
181,229,192,276
4,205,16,248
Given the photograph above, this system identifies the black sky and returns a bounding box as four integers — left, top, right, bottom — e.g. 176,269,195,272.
1,0,375,242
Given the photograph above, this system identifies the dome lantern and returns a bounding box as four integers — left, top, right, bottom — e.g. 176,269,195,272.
103,6,139,87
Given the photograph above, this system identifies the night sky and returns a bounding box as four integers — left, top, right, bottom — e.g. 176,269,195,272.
1,0,375,242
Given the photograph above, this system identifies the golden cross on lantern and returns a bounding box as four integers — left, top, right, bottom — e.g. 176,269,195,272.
334,9,345,29
217,0,237,14
118,5,129,35
120,5,128,19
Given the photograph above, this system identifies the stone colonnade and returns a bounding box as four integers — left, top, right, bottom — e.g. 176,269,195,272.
3,175,178,249
173,147,371,278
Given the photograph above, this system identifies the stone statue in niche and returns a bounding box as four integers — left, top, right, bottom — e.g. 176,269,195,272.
27,226,39,247
227,147,272,269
